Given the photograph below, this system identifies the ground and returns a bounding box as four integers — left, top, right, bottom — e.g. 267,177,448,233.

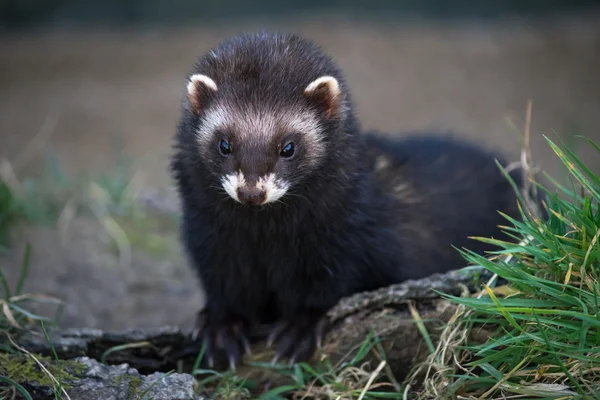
1,13,599,332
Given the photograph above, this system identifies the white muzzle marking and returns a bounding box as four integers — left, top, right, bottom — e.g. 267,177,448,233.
220,172,289,204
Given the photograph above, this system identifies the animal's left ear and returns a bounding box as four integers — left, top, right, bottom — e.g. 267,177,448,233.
304,76,342,119
187,74,218,115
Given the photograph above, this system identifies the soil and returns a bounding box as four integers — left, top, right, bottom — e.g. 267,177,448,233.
1,14,599,332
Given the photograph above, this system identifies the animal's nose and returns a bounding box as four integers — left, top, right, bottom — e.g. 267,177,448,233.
237,186,266,206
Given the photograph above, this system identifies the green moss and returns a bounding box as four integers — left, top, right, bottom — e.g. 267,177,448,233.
113,374,145,400
126,375,144,400
0,352,85,389
213,385,251,400
64,358,88,377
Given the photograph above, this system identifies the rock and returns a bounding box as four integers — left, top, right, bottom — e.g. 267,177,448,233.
5,267,492,399
69,357,202,400
15,356,204,400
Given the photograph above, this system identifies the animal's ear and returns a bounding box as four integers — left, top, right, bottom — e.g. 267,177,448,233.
187,74,218,115
304,76,342,119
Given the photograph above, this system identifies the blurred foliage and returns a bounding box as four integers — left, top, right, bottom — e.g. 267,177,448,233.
2,0,600,31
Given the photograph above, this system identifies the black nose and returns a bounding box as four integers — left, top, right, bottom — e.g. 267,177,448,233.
237,186,266,206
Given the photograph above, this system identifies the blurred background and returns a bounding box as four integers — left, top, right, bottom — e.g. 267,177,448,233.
1,1,599,332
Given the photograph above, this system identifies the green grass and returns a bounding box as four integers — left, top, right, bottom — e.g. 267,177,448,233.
0,181,45,251
0,150,181,399
0,244,67,399
192,330,405,399
0,180,23,250
0,166,65,399
409,134,600,399
0,149,180,397
0,151,85,250
1,149,179,264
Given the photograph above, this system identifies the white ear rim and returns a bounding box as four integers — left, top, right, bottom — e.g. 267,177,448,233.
187,74,218,95
187,74,218,114
304,76,340,97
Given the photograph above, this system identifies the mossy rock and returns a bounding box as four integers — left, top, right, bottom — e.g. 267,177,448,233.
0,352,86,396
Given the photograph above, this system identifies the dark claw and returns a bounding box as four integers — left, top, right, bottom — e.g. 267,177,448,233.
228,355,237,372
192,309,208,341
266,323,285,348
241,334,252,355
270,353,280,365
287,354,297,367
314,318,326,350
191,309,251,371
201,330,213,365
267,313,329,365
232,322,252,356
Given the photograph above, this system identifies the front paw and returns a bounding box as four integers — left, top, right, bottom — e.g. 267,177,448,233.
193,309,251,371
266,313,328,365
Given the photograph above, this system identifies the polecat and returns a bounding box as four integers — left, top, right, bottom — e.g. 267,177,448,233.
170,32,530,370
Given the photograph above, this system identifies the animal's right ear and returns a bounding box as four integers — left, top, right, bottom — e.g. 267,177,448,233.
187,74,218,115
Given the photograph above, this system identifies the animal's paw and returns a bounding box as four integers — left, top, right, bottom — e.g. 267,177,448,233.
192,309,251,371
266,313,328,366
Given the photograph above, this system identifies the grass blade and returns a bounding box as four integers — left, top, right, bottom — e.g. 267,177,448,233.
15,243,31,296
0,376,34,400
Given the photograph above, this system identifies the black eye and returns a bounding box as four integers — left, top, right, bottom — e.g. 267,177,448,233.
219,139,231,155
280,142,295,158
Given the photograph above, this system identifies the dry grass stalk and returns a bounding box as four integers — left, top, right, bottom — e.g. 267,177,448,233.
405,100,543,399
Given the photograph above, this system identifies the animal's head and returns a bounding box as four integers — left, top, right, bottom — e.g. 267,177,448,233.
179,32,357,206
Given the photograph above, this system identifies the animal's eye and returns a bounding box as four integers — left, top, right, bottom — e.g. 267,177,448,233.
280,142,295,158
219,139,231,155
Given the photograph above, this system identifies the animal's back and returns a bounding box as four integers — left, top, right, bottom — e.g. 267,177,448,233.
362,132,523,279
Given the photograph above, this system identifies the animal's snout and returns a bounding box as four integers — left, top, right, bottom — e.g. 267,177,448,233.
237,186,267,206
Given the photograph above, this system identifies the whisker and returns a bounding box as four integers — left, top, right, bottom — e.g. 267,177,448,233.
284,192,310,203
